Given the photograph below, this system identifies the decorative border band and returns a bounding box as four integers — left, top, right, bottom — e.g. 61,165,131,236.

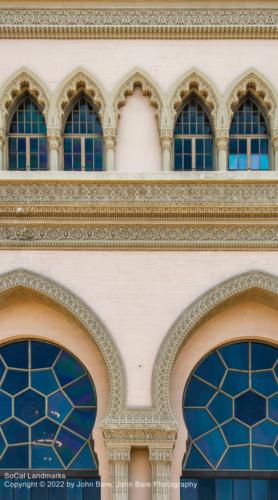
1,9,278,39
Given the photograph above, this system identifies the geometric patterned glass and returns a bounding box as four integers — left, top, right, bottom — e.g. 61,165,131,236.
183,341,278,470
8,97,48,171
229,97,269,171
174,97,213,171
0,340,98,469
64,96,103,171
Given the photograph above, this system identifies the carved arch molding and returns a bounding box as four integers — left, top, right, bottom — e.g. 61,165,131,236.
0,269,277,450
2,68,278,138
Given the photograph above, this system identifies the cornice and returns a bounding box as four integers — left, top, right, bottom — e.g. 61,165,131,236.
1,8,278,39
0,180,278,249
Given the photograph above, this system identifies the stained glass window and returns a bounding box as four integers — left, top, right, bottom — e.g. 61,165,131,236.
174,97,213,171
0,339,98,470
229,97,269,171
8,97,48,171
183,341,278,471
63,96,103,171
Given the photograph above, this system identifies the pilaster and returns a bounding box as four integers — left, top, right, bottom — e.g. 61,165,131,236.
47,127,60,171
107,445,131,500
104,128,116,171
272,129,278,171
160,129,173,171
149,445,173,500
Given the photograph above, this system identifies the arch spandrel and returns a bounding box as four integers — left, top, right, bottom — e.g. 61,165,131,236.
168,69,220,132
0,269,126,422
152,270,278,423
0,68,51,131
218,69,278,132
51,68,107,132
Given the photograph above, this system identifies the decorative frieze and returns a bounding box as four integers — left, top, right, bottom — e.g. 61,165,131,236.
1,9,278,39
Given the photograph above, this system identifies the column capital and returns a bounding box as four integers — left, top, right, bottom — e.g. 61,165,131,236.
0,129,5,149
103,127,116,150
215,129,229,152
160,129,173,151
272,129,278,152
47,127,61,151
107,444,131,463
149,445,172,463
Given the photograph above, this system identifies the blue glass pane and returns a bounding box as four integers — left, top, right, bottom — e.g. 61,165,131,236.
270,480,278,500
195,352,225,388
184,377,215,407
218,342,249,370
251,155,260,170
184,445,212,469
0,391,12,421
0,360,4,382
31,370,59,395
199,479,215,500
32,418,59,444
48,391,72,423
175,139,182,154
31,445,62,469
251,480,268,500
239,155,247,170
54,428,85,466
2,419,28,444
54,351,85,386
0,341,28,368
221,420,249,445
252,343,277,370
252,420,277,445
208,393,233,424
196,429,226,467
64,408,96,438
269,394,278,422
69,444,97,470
15,389,45,424
221,371,249,396
252,446,278,470
260,155,269,170
2,370,28,394
184,409,216,439
215,480,233,500
219,446,249,470
64,376,96,406
252,371,277,396
31,341,60,369
233,480,250,500
229,155,238,170
0,445,29,468
235,390,266,426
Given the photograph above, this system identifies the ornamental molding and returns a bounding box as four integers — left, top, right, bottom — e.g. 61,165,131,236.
0,69,50,130
219,69,278,131
109,69,164,131
52,68,107,130
168,70,220,129
1,9,278,39
152,270,278,421
0,268,126,421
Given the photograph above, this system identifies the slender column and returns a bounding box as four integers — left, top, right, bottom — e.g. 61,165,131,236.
216,130,229,171
104,128,116,171
272,132,278,171
149,446,172,500
47,127,60,171
107,445,131,500
161,130,173,171
0,134,4,171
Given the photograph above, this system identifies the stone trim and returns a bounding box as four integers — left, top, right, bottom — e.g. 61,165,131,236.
1,9,278,39
0,268,126,420
0,180,277,249
152,270,278,421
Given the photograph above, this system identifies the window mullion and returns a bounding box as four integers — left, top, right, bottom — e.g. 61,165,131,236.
26,137,30,170
192,138,196,171
247,138,251,170
81,137,85,171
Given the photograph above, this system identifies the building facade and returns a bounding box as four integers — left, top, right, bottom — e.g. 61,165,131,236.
0,1,277,499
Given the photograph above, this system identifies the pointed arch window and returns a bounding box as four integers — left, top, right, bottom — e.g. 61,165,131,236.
8,96,48,171
229,97,270,170
63,96,103,171
174,97,214,171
